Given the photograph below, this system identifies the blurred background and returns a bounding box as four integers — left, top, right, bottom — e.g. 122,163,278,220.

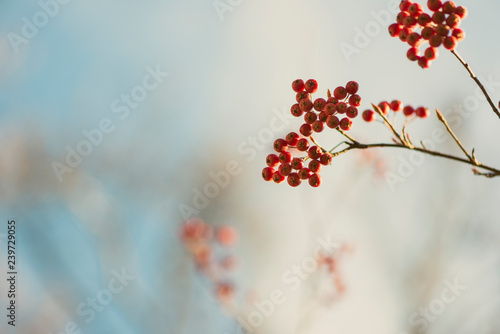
1,0,500,333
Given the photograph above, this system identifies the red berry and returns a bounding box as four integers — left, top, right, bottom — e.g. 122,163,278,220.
274,139,288,152
318,111,328,122
324,103,337,115
333,86,347,100
216,226,238,246
424,47,439,60
298,168,312,180
262,167,274,181
327,97,338,104
336,102,347,114
408,3,423,16
397,11,410,25
432,11,445,23
442,1,456,14
287,173,301,187
272,171,285,184
407,32,422,46
403,105,415,116
362,109,376,122
291,158,304,170
378,101,390,115
403,15,417,28
339,118,352,131
435,24,449,36
266,154,280,167
417,13,432,27
427,0,442,11
416,106,430,118
291,103,303,117
399,27,410,42
285,132,300,146
320,153,333,165
345,81,359,94
399,1,412,11
304,111,317,124
452,28,465,41
305,79,318,93
299,98,314,112
326,115,340,129
348,94,362,107
390,100,402,111
279,151,292,164
296,91,309,103
308,159,322,173
446,14,461,28
418,57,431,69
454,6,467,19
407,47,420,61
308,173,321,187
389,23,403,37
346,106,358,118
278,163,293,176
308,146,322,160
429,34,443,47
296,138,309,151
421,26,436,40
292,79,305,92
313,98,327,111
443,36,458,50
312,120,324,133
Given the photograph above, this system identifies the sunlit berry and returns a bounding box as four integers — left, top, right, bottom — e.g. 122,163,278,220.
320,153,333,165
325,103,336,115
400,1,412,11
362,109,376,122
274,139,288,152
452,28,465,41
348,94,361,107
427,0,442,11
318,111,328,122
416,106,430,118
446,14,461,28
216,226,238,246
272,171,285,183
266,154,280,167
333,86,348,100
286,132,300,146
262,167,275,181
312,120,324,133
279,163,293,176
443,36,458,50
408,3,423,16
417,13,432,26
298,168,312,180
389,23,403,37
291,157,304,170
345,81,359,94
403,105,415,116
421,26,435,40
429,34,443,47
346,106,358,118
296,91,309,102
399,27,410,42
292,79,305,92
279,151,292,164
339,118,352,130
326,115,340,129
407,32,422,46
390,100,402,111
287,173,301,187
300,123,313,137
424,47,439,60
378,101,390,115
403,15,417,28
309,173,321,187
296,138,309,151
336,102,348,114
305,79,319,93
442,1,456,14
418,57,431,69
454,6,467,19
304,111,317,124
308,146,322,160
432,11,445,23
407,47,420,61
291,103,303,117
308,159,322,173
299,98,314,112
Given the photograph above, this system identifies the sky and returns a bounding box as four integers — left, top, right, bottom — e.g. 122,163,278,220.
1,0,500,333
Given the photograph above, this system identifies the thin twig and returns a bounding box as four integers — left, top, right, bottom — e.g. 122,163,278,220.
310,135,327,152
435,109,473,162
329,141,500,177
451,49,500,119
336,128,359,144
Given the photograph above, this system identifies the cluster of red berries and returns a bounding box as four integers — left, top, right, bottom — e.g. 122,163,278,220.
388,0,467,68
262,79,362,187
262,136,333,187
290,79,362,133
362,99,430,122
180,218,238,302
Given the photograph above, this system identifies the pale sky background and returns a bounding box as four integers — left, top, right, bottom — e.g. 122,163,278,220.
0,1,500,333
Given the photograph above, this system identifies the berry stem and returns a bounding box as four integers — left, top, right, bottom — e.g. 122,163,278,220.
310,135,327,152
450,49,500,120
372,104,411,147
336,128,359,144
435,109,474,162
330,141,500,177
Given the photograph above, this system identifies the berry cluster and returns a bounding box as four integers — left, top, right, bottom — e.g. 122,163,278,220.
180,218,238,302
262,79,361,187
388,1,467,68
362,99,430,122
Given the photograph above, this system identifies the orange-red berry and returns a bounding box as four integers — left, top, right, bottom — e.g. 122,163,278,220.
266,154,280,167
286,132,300,146
296,138,309,151
278,163,292,176
287,173,301,187
326,115,340,129
362,109,376,122
345,81,359,94
292,79,305,92
262,167,275,181
300,123,313,137
305,79,318,93
309,173,321,187
339,118,352,130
